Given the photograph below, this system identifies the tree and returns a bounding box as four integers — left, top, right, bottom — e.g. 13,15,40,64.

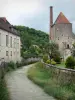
65,56,75,69
44,42,61,63
72,43,75,57
15,25,49,58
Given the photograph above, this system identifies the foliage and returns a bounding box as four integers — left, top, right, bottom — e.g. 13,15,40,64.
7,61,16,70
16,61,22,68
51,60,56,65
43,55,48,63
27,62,75,100
15,26,49,58
44,42,60,60
46,59,56,65
65,56,75,69
72,42,75,57
0,79,10,100
54,56,61,64
46,59,51,64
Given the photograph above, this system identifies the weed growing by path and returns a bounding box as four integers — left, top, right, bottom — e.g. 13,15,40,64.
0,79,10,100
27,62,75,100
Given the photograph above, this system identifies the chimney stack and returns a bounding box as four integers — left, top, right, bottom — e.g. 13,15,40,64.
50,6,53,40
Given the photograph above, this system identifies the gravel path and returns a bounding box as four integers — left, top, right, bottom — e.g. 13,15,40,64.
5,64,56,100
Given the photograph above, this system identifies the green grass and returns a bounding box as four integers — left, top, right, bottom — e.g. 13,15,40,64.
0,79,10,100
56,62,65,68
27,62,75,100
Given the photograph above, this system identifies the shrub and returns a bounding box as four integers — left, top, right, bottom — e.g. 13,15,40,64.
0,79,10,100
54,56,61,64
65,56,75,69
7,61,16,70
16,61,21,68
46,59,51,64
46,59,56,65
51,60,56,65
43,55,48,63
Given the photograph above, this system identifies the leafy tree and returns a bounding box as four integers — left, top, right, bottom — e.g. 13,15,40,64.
65,56,75,69
72,43,75,57
15,26,49,58
44,42,60,60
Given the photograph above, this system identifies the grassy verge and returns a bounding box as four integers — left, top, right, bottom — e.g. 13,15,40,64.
56,62,65,68
0,79,10,100
27,62,75,100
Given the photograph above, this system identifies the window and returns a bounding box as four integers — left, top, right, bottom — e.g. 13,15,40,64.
10,36,12,47
6,51,8,56
14,38,16,48
14,52,15,55
11,51,12,56
0,33,1,45
17,39,19,49
58,37,59,40
6,35,8,46
67,44,69,49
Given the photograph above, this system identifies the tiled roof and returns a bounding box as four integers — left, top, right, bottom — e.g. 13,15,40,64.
0,17,19,36
54,12,70,24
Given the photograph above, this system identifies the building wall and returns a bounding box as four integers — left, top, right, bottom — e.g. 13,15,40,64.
52,23,75,59
0,29,20,62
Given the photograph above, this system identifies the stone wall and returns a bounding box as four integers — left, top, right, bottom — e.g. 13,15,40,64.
44,63,75,84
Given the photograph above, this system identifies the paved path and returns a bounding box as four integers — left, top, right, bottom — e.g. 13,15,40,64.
5,64,56,100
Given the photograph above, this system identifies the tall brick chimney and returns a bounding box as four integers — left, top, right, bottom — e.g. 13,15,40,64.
50,6,53,40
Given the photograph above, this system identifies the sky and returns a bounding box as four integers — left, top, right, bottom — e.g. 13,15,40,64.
0,0,75,34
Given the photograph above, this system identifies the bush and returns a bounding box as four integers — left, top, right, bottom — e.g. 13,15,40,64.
43,55,48,63
65,56,75,69
46,59,56,65
0,79,10,100
7,61,16,70
46,59,51,64
51,60,56,65
54,56,61,64
16,61,21,68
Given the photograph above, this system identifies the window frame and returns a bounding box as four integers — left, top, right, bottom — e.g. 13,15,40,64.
10,36,12,47
6,51,8,56
6,35,8,47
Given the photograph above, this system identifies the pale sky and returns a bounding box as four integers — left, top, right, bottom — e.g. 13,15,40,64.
0,0,75,34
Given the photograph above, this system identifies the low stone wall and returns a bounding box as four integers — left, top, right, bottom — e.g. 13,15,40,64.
26,57,41,63
21,57,41,65
43,63,75,84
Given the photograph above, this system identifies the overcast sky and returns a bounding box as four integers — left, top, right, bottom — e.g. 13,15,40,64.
0,0,75,34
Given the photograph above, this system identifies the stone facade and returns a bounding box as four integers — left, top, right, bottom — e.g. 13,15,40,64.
50,7,75,59
0,17,20,63
0,29,20,62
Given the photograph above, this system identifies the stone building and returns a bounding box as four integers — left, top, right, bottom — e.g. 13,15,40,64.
0,17,20,62
50,6,75,59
